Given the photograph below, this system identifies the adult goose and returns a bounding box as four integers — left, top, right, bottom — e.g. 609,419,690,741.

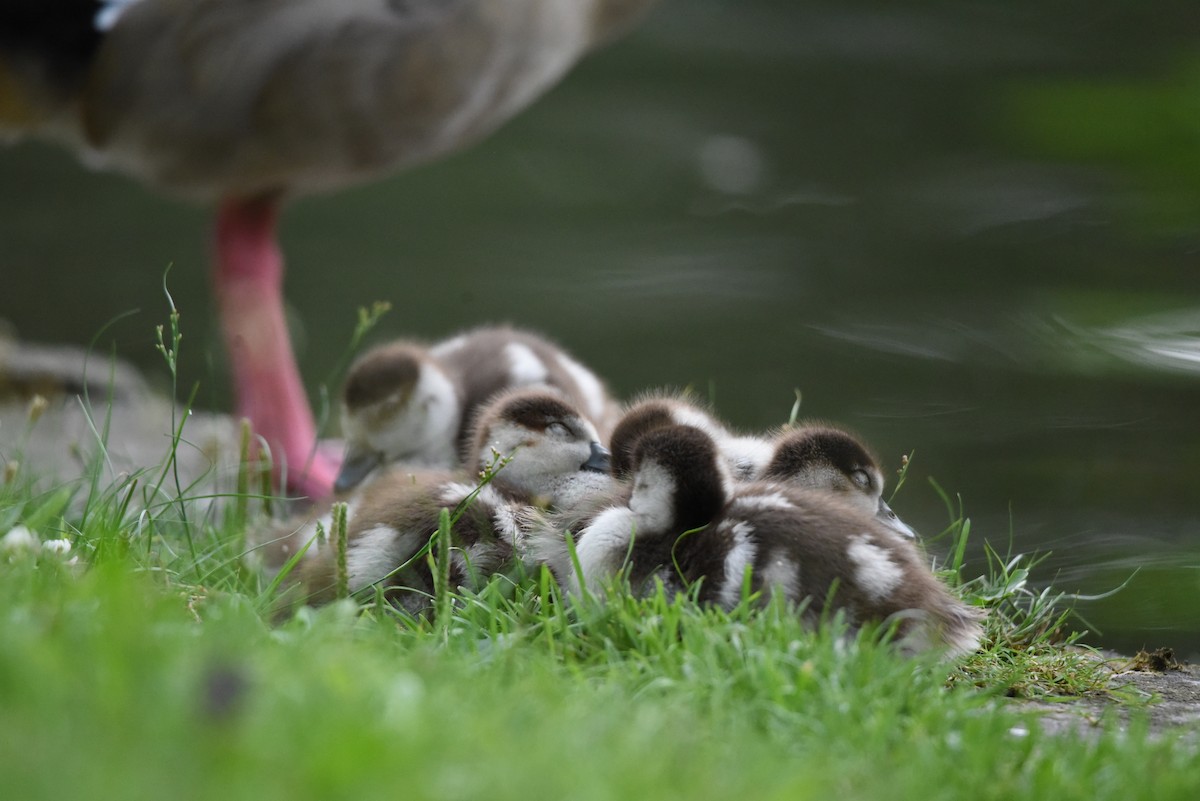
0,0,657,498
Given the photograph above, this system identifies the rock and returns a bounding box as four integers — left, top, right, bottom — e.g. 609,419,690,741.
0,335,149,403
0,336,246,509
1020,651,1200,742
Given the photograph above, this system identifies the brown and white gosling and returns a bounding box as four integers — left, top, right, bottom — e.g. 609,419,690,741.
336,325,619,491
608,393,917,539
761,426,918,540
553,424,983,657
297,388,614,615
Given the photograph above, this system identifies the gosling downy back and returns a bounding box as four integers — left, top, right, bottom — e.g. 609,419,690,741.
608,390,772,481
433,325,619,454
689,483,982,657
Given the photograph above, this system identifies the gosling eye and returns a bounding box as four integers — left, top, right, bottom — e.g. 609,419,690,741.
546,421,570,437
850,469,872,490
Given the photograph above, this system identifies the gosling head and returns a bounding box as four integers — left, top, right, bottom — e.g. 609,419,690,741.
762,426,918,540
609,391,737,479
335,342,461,492
470,388,611,504
626,424,731,535
609,399,677,479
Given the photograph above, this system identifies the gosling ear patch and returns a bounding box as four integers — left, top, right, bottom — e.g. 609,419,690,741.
496,391,579,433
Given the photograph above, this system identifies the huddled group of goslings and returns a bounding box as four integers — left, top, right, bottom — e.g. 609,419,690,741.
254,325,984,658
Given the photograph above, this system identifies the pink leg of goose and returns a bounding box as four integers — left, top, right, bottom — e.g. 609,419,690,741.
213,196,337,501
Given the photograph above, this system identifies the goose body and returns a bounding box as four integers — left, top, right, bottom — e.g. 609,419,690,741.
1,0,655,499
336,325,619,491
555,424,982,657
3,0,658,199
296,388,614,612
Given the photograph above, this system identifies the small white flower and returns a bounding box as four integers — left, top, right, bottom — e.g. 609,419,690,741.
43,538,73,555
1,526,40,552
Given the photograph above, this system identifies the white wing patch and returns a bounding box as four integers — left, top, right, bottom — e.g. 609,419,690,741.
717,520,757,609
757,549,799,601
847,535,904,602
722,435,774,481
492,502,524,545
669,406,723,436
475,485,503,507
557,353,607,420
504,342,549,386
731,491,794,513
572,506,638,594
429,334,467,359
346,525,417,591
438,482,477,506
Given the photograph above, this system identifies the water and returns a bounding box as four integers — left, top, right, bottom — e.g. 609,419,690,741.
2,0,1198,656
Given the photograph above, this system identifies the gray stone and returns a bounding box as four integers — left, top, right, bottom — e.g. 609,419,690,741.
1,336,246,508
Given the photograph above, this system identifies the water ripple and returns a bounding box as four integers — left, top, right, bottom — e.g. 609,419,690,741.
1061,308,1200,377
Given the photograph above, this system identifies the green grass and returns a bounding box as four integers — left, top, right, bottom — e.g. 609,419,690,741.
1,400,1198,800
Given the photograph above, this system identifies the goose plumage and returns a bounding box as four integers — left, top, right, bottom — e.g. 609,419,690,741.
0,0,657,499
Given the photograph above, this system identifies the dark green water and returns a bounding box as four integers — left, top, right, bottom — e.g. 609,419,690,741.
2,1,1198,656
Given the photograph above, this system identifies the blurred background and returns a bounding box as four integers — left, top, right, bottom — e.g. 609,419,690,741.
1,0,1198,656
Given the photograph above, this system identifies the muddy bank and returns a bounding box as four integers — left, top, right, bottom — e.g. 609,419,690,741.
1019,651,1200,742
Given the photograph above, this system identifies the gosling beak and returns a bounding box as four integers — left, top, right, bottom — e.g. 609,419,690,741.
877,498,918,540
333,446,384,493
581,441,611,474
